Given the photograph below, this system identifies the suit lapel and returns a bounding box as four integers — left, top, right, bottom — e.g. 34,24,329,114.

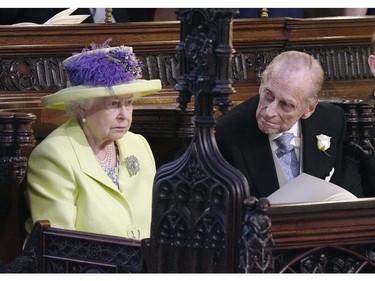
238,124,280,198
301,112,336,179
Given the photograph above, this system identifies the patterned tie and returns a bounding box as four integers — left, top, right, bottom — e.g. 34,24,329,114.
275,133,299,181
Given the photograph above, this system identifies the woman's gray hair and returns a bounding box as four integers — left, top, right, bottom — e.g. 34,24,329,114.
64,99,95,119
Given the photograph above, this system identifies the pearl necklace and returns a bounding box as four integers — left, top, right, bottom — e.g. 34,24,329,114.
95,143,113,167
92,143,120,188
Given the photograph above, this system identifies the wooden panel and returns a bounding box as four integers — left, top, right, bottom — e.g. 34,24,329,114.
269,199,375,249
1,17,374,108
269,199,375,272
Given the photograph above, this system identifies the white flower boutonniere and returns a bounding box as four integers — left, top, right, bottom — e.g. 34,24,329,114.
316,134,331,157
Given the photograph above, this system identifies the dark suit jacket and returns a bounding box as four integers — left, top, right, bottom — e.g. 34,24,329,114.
215,94,363,199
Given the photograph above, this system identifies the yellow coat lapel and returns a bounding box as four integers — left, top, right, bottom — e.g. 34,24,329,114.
64,119,119,191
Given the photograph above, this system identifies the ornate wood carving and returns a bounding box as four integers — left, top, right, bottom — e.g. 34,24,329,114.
0,220,144,273
144,8,274,274
0,57,66,91
41,230,143,273
147,8,254,273
243,46,373,84
1,46,373,95
269,198,375,273
238,197,274,273
0,111,36,264
0,112,36,184
275,245,375,273
332,100,375,160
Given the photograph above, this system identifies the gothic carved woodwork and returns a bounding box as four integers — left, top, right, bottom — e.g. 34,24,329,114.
0,111,36,265
238,197,274,273
248,46,373,84
331,100,375,160
1,47,373,95
147,8,262,273
0,54,178,92
40,229,143,273
274,245,375,273
0,112,36,185
0,57,66,91
0,220,143,273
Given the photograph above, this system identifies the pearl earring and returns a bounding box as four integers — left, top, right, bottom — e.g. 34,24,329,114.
82,118,86,123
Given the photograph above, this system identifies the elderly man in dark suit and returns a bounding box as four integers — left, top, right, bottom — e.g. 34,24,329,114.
215,50,363,199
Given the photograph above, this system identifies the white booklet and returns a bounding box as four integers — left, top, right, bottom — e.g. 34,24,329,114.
267,173,358,204
12,8,90,26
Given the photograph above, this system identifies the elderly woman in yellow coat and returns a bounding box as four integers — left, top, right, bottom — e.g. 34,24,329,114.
25,40,161,240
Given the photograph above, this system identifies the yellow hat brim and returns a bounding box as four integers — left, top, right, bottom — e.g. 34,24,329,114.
42,79,162,110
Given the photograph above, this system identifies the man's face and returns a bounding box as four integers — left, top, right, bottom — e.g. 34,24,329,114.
256,70,316,135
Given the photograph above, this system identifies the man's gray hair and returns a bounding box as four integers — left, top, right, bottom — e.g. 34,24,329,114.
260,51,324,105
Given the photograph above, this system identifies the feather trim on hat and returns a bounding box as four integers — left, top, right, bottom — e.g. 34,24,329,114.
64,38,143,87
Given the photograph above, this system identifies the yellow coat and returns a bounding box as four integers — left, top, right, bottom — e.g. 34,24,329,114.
25,118,156,239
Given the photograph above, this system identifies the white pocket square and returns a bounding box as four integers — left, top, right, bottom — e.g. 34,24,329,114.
324,167,335,182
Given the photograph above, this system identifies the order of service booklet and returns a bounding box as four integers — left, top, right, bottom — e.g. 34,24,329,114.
267,173,358,204
12,8,90,26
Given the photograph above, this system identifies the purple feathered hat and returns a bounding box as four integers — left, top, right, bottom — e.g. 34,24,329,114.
42,39,162,110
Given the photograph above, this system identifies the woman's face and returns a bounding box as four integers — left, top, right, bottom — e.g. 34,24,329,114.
82,95,134,145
